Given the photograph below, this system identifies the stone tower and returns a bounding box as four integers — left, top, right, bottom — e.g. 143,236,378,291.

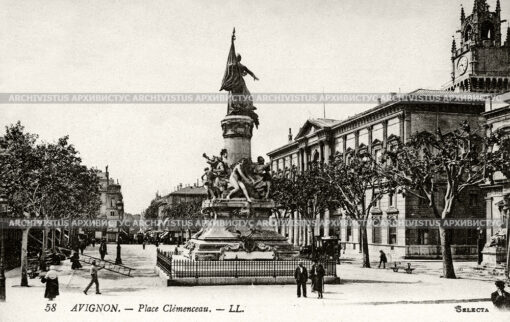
444,0,510,93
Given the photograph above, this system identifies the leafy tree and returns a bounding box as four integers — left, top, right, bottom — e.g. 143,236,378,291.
0,122,100,285
271,164,338,245
143,199,162,220
323,151,397,268
385,122,505,278
162,200,202,219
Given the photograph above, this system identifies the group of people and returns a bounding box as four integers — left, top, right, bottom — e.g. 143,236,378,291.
294,261,326,299
41,260,104,301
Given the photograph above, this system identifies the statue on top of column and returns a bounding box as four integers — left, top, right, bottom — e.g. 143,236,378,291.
219,28,260,128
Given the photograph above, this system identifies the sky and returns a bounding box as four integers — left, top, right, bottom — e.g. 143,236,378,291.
1,0,509,213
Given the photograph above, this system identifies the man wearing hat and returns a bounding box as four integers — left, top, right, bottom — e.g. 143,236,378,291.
294,261,308,298
491,280,510,310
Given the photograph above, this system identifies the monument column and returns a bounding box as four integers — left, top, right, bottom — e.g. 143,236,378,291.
221,115,254,166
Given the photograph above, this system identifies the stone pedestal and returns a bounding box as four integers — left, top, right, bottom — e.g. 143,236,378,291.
221,115,253,166
184,199,299,260
482,246,507,265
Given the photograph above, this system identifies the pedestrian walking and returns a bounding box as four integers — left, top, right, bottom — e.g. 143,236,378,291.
378,250,387,269
99,239,107,260
91,237,96,248
491,280,510,310
142,238,146,250
294,261,308,298
41,265,59,301
315,263,325,299
83,260,103,295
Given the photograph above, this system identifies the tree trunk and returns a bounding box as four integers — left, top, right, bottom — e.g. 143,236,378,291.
51,228,56,251
439,225,456,279
361,224,370,268
40,227,48,270
20,228,29,286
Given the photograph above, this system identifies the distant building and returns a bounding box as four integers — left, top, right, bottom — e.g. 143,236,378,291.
96,166,124,242
148,183,207,243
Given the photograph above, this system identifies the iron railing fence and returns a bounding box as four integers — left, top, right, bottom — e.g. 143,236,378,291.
156,249,337,280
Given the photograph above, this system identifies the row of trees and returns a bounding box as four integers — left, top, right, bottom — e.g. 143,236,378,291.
271,122,510,279
0,122,101,286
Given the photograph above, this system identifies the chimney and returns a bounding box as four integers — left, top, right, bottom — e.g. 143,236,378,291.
377,97,382,105
288,128,293,142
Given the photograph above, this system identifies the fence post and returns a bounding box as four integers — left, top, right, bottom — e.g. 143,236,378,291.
195,261,198,279
273,258,277,279
169,256,172,279
235,260,238,278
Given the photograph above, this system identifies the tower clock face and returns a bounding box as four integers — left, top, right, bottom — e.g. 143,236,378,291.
457,56,468,75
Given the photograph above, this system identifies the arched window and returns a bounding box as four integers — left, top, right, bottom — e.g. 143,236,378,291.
481,21,495,40
464,25,473,42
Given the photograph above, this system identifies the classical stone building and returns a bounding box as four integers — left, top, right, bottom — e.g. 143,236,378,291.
481,91,510,263
444,0,510,92
267,91,486,259
267,0,510,261
96,166,124,242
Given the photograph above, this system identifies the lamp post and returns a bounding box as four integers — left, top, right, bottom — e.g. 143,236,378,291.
115,200,123,265
0,193,7,301
504,195,510,280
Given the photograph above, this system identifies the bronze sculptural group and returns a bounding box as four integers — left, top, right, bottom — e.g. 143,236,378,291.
200,29,271,202
202,150,272,202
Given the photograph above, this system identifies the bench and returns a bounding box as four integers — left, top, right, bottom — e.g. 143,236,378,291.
391,262,415,274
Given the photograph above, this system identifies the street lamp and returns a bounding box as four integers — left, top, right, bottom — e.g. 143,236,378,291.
504,195,510,280
115,200,123,265
0,193,7,301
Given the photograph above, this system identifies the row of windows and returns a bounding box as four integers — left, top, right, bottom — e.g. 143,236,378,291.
344,218,398,245
272,118,402,171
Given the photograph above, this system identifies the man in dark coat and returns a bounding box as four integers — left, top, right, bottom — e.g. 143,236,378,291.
99,239,107,260
491,280,510,310
41,266,59,301
294,261,308,298
378,250,387,269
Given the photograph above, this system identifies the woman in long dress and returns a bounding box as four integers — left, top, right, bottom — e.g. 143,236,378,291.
41,265,59,301
316,263,325,299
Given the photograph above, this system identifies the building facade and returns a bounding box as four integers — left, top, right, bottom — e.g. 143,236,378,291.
267,0,510,261
481,92,510,262
152,184,207,243
267,91,486,259
96,166,124,242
